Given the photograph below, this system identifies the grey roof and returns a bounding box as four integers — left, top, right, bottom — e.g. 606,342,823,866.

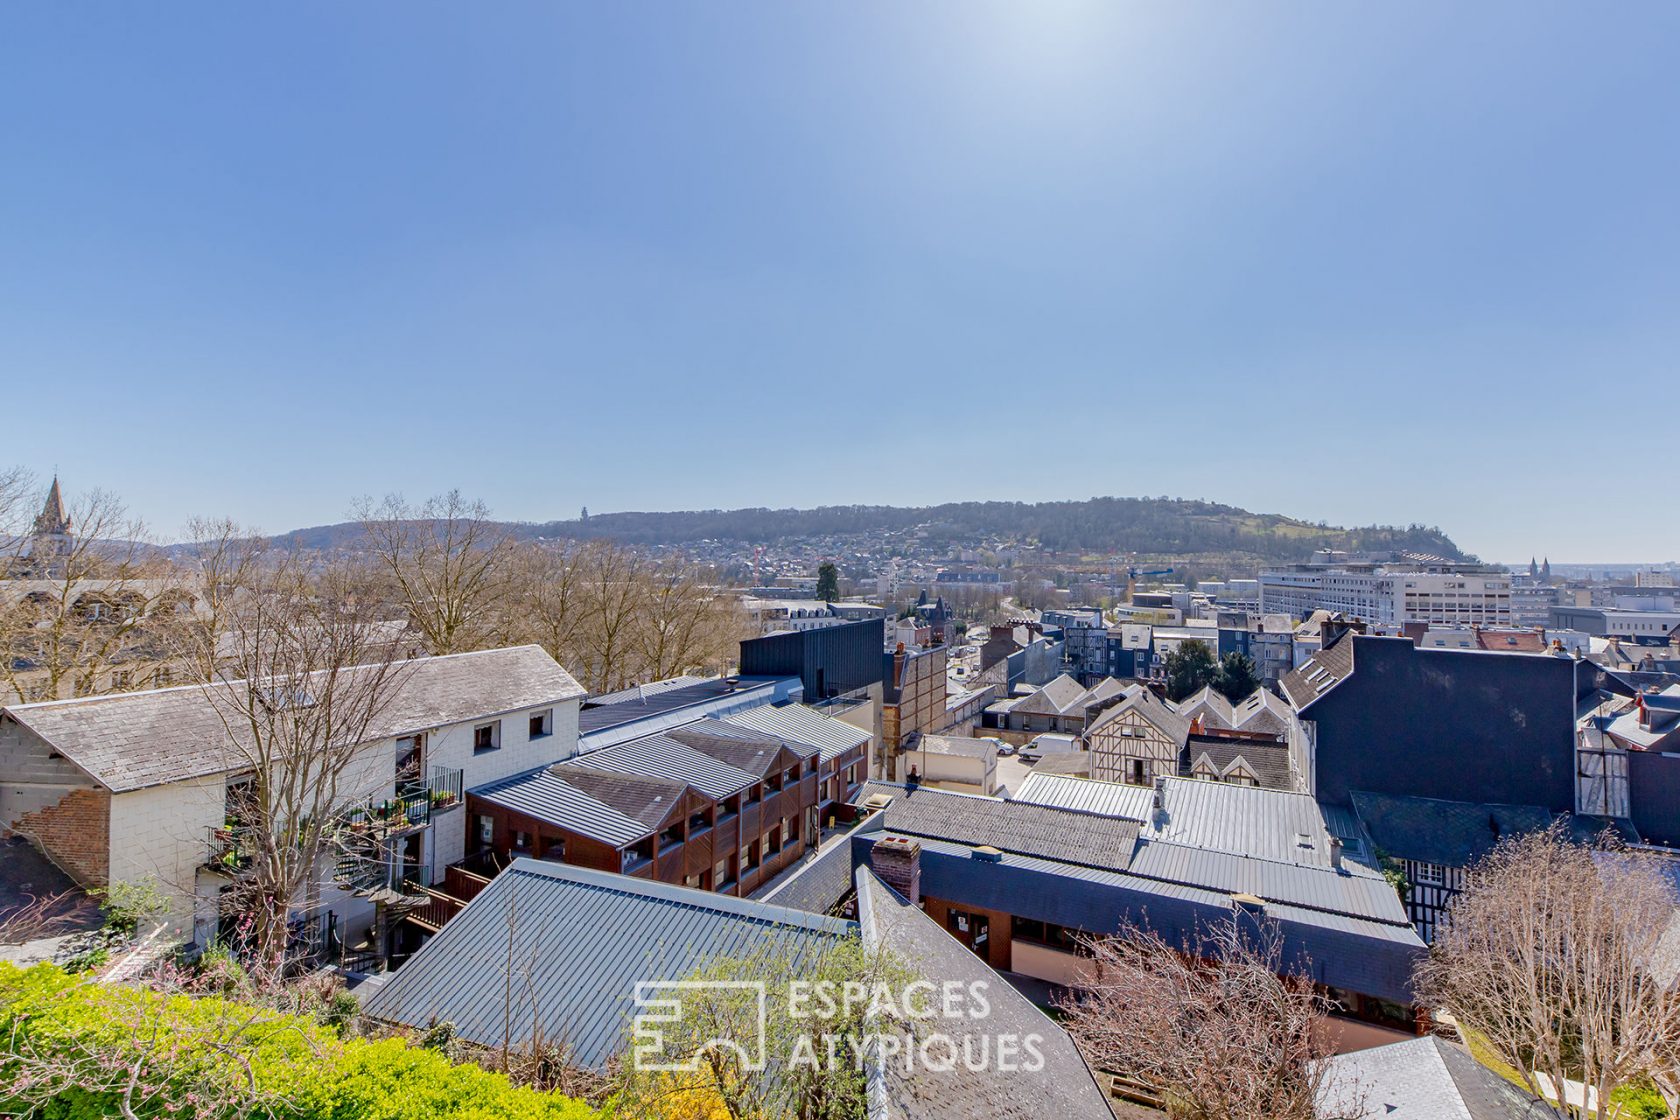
666,720,802,774
3,645,585,793
1351,790,1556,869
1279,635,1356,711
879,783,1140,872
567,733,759,800
1177,685,1293,738
1086,686,1193,746
860,832,1423,1004
541,767,688,829
577,678,740,732
360,859,853,1067
1125,840,1410,925
855,870,1113,1120
1026,751,1093,778
586,676,711,706
758,821,874,913
910,735,995,759
1185,736,1293,790
471,767,669,848
724,703,870,764
1317,1036,1552,1120
1008,673,1089,717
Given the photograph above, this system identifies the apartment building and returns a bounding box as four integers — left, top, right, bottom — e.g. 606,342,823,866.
0,645,586,958
1260,553,1511,626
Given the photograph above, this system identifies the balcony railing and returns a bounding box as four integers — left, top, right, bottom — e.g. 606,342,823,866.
341,766,463,837
203,825,259,874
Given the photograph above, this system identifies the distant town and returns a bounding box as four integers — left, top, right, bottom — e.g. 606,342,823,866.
3,472,1679,1119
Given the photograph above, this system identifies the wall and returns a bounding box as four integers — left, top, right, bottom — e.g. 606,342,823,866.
0,714,99,835
1308,637,1579,810
108,777,225,929
1010,940,1096,988
1629,751,1680,846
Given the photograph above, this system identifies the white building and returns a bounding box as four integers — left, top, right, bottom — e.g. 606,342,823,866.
1260,560,1511,626
0,645,585,957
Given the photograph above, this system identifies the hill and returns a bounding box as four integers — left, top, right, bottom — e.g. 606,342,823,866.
271,497,1470,567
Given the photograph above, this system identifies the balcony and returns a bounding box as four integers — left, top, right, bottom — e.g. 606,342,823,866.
203,824,259,875
341,766,463,839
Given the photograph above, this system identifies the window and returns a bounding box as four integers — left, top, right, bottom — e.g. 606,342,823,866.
474,721,501,754
512,830,531,853
1414,863,1445,886
529,710,553,740
476,814,495,851
1131,759,1145,785
543,837,566,861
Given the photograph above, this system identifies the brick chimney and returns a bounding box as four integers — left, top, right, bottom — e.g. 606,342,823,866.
892,643,908,688
870,836,922,905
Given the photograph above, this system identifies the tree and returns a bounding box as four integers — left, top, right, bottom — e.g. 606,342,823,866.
355,491,514,656
1059,918,1340,1120
814,562,839,604
1414,825,1680,1120
1212,651,1261,703
0,483,184,704
1163,642,1217,702
185,550,418,972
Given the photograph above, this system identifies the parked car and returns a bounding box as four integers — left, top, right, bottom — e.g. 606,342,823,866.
977,736,1014,756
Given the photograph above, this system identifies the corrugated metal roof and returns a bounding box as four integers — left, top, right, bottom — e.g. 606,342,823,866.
1013,774,1382,876
881,783,1140,872
1126,840,1409,925
567,733,758,799
470,768,658,847
724,704,870,764
361,859,854,1067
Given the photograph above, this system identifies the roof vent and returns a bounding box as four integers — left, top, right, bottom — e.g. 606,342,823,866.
1231,892,1266,913
972,845,1004,863
863,793,894,812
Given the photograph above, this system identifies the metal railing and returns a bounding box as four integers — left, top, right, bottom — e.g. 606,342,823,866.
341,766,464,836
203,825,259,874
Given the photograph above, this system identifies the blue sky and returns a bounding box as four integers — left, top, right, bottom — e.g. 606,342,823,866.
3,3,1675,561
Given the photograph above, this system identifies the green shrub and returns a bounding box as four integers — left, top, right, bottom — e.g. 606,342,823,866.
1610,1080,1668,1120
0,962,596,1120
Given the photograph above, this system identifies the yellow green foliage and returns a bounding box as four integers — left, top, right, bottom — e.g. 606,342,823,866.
0,962,595,1120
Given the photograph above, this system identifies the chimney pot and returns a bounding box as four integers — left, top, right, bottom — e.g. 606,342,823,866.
1329,835,1344,872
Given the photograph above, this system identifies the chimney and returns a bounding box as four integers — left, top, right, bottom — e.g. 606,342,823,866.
1152,775,1168,818
893,643,907,688
1329,835,1344,872
871,836,921,905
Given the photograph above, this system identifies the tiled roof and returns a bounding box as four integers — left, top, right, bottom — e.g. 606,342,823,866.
856,871,1113,1119
569,733,758,799
880,783,1140,872
470,768,665,848
1185,736,1294,790
1279,635,1356,710
360,860,852,1067
1177,685,1293,738
666,721,801,775
723,704,870,764
4,645,585,793
1008,673,1089,717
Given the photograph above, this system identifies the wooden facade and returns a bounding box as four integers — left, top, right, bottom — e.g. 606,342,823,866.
1087,709,1179,786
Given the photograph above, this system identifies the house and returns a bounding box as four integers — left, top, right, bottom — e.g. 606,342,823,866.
0,645,586,958
987,674,1131,742
1083,686,1189,786
724,702,871,817
841,781,1425,1051
467,716,822,898
902,735,998,796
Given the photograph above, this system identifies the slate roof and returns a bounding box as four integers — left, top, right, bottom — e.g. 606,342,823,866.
360,859,853,1067
1279,635,1356,710
1317,1036,1552,1120
723,703,870,764
757,820,873,913
1177,685,1293,738
1008,673,1089,717
1086,686,1192,746
3,645,585,793
471,768,665,848
1350,790,1556,869
666,720,805,774
567,733,758,799
1185,735,1294,790
878,782,1140,872
855,870,1113,1120
1027,751,1093,778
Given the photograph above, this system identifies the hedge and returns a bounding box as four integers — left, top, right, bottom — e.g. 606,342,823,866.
0,962,597,1120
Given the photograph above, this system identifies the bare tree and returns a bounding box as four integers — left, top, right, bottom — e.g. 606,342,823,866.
1415,825,1680,1120
635,561,745,684
575,540,646,694
192,551,417,972
355,491,514,656
0,485,182,703
1058,917,1339,1120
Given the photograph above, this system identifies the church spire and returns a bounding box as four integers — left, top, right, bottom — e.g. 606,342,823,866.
33,475,71,537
